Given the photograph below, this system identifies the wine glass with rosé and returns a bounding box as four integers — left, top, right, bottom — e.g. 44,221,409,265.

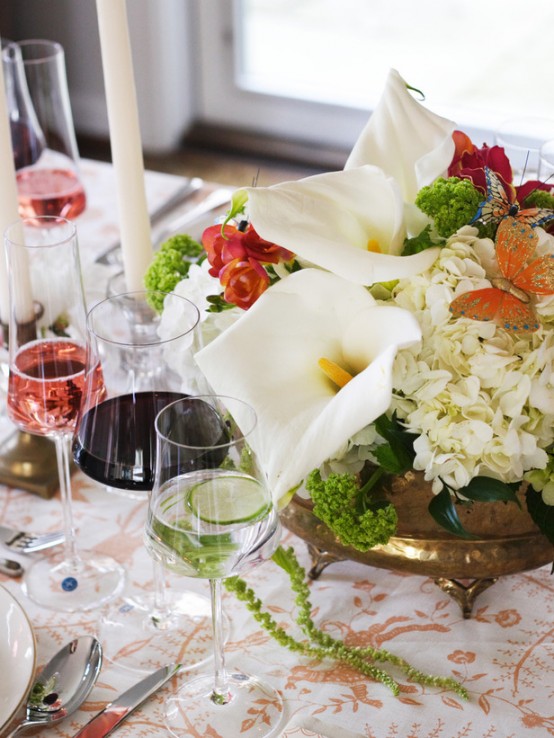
5,216,125,611
145,395,283,738
2,40,86,221
73,289,217,674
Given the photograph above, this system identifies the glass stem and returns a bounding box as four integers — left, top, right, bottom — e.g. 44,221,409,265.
53,433,79,568
210,577,231,705
150,560,174,628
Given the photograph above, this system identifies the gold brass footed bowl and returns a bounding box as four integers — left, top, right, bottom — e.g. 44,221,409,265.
280,471,554,618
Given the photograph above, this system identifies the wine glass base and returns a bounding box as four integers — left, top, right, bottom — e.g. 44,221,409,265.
98,590,223,674
165,672,284,738
22,549,126,612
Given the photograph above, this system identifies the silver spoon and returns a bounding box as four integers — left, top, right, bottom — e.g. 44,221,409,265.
5,635,103,737
0,558,24,577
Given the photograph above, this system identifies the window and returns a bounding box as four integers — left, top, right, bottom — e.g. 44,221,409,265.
197,0,554,157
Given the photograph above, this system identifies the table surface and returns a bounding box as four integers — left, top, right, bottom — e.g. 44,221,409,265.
1,160,553,738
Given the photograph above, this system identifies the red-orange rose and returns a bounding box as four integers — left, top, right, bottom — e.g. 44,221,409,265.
516,178,553,203
219,257,270,310
240,225,294,264
448,131,513,194
202,223,293,281
451,130,476,162
202,224,246,278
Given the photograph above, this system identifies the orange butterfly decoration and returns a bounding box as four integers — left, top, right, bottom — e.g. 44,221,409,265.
449,216,554,332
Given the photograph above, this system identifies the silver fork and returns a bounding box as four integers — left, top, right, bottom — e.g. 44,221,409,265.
0,526,65,554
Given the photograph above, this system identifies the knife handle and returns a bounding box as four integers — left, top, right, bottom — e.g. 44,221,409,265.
73,706,131,738
72,664,180,738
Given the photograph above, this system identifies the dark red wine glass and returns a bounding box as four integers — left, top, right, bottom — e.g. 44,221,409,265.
73,289,217,673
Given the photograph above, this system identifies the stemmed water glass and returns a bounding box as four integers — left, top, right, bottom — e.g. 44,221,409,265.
145,395,283,737
73,289,215,672
4,215,125,610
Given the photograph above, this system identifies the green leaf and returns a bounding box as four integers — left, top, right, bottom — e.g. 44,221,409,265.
373,414,417,473
526,488,554,546
206,294,237,312
402,225,439,255
459,477,521,508
372,443,409,474
221,188,248,233
428,488,476,539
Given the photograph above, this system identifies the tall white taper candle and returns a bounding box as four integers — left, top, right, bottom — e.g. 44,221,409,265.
96,0,152,292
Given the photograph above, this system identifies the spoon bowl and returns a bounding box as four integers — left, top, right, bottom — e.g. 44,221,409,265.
5,635,102,737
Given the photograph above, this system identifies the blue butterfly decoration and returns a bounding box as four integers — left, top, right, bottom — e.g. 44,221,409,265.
471,166,554,229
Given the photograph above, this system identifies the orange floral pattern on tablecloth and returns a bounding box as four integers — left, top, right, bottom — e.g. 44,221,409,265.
1,467,554,738
1,160,553,736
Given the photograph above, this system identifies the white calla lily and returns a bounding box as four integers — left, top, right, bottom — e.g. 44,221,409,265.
195,269,422,502
345,68,456,202
245,165,438,286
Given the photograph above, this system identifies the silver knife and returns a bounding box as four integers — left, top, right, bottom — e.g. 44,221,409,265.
72,664,180,737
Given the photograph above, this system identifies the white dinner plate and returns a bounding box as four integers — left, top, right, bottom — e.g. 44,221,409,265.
0,585,36,731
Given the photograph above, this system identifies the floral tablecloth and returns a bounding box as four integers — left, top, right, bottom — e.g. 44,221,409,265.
1,160,553,738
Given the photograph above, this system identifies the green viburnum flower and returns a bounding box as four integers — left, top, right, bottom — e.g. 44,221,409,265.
306,468,397,551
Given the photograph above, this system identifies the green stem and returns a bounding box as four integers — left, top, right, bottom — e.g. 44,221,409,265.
360,466,386,496
224,573,400,693
357,466,386,512
225,546,468,700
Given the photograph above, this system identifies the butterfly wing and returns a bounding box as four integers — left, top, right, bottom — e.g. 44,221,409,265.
513,254,554,294
450,287,539,332
495,217,538,280
470,167,554,228
450,287,505,323
471,167,514,225
514,207,554,229
495,216,554,294
495,292,539,332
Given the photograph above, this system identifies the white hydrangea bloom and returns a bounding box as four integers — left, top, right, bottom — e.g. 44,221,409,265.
159,261,243,393
381,226,554,492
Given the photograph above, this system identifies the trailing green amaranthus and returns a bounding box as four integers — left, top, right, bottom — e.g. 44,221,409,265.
224,545,467,699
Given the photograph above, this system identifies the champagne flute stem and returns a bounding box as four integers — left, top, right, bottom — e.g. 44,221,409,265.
150,560,175,627
53,433,79,568
210,577,231,705
152,560,166,610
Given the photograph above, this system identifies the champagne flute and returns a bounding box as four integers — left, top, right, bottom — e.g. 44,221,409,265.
4,215,125,611
3,40,86,220
145,395,284,737
73,290,215,673
1,39,45,173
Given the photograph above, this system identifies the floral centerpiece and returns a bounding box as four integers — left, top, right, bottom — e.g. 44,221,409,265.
146,69,554,695
151,69,554,553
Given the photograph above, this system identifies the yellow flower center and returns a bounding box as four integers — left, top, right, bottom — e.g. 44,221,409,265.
318,357,353,389
366,238,381,253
